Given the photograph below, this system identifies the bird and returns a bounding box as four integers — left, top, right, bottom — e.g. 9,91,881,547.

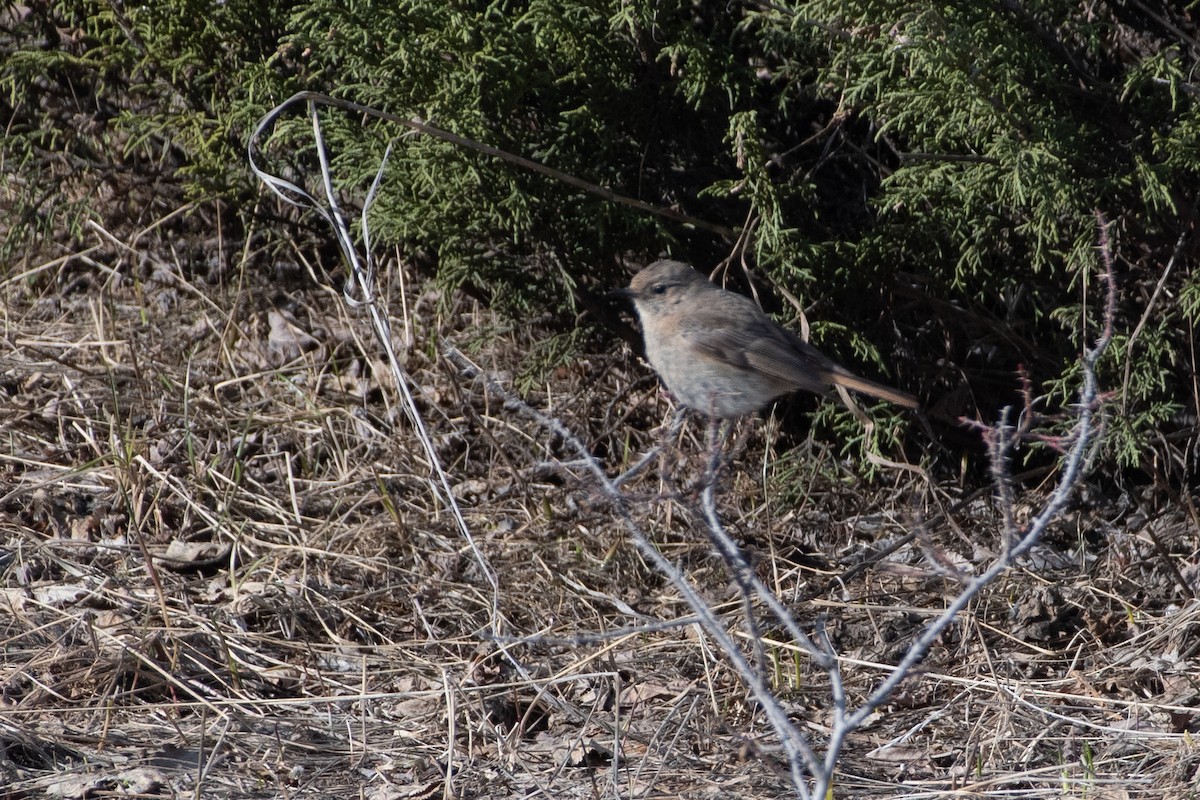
619,259,917,418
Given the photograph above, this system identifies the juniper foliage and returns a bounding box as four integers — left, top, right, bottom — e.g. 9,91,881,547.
2,0,1197,472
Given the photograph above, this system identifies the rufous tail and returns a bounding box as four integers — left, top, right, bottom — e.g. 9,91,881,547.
829,371,919,410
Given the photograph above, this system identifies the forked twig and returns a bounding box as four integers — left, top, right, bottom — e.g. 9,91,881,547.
810,213,1115,796
248,91,736,240
446,346,823,795
452,208,1115,798
247,98,502,635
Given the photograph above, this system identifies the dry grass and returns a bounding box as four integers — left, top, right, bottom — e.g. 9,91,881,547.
2,210,1199,799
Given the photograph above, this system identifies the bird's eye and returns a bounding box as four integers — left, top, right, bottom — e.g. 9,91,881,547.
651,284,667,295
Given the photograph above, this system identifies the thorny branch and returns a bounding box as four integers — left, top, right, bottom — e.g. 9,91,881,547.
446,346,824,795
638,214,1116,798
810,213,1115,796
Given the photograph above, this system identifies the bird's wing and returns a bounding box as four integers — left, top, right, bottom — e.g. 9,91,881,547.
679,310,836,395
741,323,838,393
681,306,918,408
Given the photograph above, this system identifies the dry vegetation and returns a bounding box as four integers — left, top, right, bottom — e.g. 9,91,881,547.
3,209,1200,799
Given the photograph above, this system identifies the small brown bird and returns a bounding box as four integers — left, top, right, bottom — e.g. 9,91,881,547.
621,259,917,418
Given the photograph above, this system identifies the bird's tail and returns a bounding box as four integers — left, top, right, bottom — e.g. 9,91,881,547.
828,370,919,410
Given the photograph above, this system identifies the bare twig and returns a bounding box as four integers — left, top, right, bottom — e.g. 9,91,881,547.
247,100,503,635
808,213,1116,797
248,91,736,240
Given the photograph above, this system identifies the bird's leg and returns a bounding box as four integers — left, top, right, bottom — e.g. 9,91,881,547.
656,406,690,499
698,417,768,674
702,416,732,493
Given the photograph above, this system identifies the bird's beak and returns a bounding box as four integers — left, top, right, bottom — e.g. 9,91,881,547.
607,287,636,302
